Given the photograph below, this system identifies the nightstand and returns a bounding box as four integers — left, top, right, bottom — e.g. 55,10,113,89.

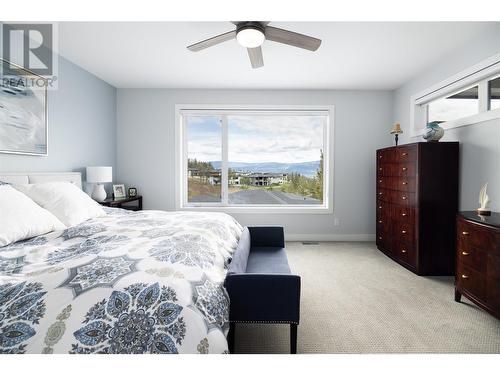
100,195,143,211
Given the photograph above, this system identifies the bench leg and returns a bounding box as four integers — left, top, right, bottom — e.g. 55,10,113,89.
228,322,236,353
290,323,298,354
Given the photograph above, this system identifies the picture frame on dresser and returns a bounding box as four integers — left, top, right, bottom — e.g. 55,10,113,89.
376,142,459,276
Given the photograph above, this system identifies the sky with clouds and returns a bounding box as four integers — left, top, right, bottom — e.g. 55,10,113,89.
187,114,326,164
428,97,478,122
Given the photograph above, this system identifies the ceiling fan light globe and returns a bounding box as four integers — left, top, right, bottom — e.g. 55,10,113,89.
236,28,265,48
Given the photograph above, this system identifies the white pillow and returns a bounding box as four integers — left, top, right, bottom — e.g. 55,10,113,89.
15,181,106,227
0,184,66,247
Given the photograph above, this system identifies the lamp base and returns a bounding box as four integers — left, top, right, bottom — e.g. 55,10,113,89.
91,184,107,202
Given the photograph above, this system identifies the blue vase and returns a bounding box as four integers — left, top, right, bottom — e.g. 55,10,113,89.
423,121,444,142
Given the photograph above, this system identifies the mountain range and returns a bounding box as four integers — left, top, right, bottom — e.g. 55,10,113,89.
210,160,320,177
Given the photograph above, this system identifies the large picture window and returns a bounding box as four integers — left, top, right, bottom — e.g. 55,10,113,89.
177,106,332,212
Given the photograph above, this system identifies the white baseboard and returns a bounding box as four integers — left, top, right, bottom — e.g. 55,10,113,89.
285,234,375,242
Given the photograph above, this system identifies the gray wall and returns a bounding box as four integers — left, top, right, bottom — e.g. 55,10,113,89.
393,24,500,211
117,89,393,239
0,56,117,190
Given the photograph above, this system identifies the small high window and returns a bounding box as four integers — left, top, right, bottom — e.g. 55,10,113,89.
410,54,500,136
488,75,500,110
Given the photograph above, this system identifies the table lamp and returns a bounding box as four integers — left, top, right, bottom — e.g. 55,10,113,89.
86,166,112,202
390,123,403,146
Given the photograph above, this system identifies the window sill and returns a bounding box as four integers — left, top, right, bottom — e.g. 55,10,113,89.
178,205,333,214
410,107,500,137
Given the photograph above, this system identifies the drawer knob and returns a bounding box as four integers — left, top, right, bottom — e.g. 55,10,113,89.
402,213,407,217
378,220,382,224
378,206,382,209
402,152,408,156
379,155,382,159
401,249,407,253
462,231,469,236
379,192,383,195
379,167,382,171
402,196,407,200
401,230,407,234
379,179,382,183
402,181,408,185
461,251,470,256
402,167,408,171
378,236,382,240
461,274,469,279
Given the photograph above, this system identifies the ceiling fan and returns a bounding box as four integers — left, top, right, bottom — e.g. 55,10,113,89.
187,22,322,69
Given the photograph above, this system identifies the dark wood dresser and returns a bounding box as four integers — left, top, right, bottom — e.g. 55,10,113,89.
376,142,459,275
455,212,500,319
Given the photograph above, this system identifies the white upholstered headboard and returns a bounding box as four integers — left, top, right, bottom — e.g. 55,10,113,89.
0,172,82,189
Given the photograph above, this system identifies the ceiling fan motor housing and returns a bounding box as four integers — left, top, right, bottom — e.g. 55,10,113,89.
236,21,266,35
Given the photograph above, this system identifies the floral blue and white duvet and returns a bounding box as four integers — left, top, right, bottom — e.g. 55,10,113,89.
0,208,242,354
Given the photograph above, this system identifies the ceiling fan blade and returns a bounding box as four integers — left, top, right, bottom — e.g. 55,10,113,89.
247,47,264,69
187,30,236,52
265,26,321,51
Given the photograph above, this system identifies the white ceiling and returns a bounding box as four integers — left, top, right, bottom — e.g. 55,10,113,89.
58,22,492,90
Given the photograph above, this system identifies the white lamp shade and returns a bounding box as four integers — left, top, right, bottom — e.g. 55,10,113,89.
86,166,112,183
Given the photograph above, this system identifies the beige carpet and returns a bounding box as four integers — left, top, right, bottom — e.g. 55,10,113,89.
233,242,500,354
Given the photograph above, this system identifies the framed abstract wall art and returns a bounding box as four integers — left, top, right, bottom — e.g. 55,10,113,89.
0,58,48,155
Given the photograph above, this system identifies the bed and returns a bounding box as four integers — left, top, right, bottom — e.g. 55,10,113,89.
0,172,243,354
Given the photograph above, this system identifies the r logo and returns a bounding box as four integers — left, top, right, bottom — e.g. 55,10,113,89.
2,23,53,75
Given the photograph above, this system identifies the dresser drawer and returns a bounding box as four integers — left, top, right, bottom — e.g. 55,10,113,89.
378,177,416,192
397,146,417,162
393,205,415,224
376,231,392,252
394,240,417,266
458,219,500,255
393,221,415,244
457,245,487,273
397,177,416,192
393,191,415,206
377,163,398,177
377,149,397,163
376,215,392,234
376,200,387,213
377,188,391,202
378,189,415,205
457,264,487,301
397,162,416,177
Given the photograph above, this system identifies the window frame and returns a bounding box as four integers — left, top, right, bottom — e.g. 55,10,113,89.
410,52,500,137
174,104,334,214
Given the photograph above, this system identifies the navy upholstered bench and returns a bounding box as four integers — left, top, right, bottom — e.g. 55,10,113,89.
225,226,301,354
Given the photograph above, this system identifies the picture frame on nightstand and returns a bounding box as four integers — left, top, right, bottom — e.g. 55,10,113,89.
128,187,138,197
113,184,126,199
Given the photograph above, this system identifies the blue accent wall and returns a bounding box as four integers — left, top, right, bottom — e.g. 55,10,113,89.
0,55,117,184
